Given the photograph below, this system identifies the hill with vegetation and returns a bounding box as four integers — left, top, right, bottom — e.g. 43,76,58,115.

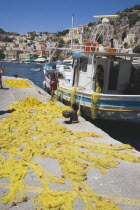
0,4,139,61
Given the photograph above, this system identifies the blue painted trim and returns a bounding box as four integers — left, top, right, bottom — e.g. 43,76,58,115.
72,52,93,59
58,90,140,107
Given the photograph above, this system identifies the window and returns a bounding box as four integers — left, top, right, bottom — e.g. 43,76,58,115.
79,58,88,72
108,62,119,90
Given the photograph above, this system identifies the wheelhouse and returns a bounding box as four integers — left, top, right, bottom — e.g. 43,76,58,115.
71,52,140,95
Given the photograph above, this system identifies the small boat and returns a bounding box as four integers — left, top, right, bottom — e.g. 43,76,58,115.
43,15,140,122
30,67,41,72
43,61,73,81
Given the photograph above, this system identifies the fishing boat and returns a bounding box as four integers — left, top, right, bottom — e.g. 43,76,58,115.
30,67,41,72
43,61,73,82
43,15,140,122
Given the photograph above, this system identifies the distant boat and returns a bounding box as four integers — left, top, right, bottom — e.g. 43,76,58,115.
30,67,41,72
34,57,46,63
43,61,73,81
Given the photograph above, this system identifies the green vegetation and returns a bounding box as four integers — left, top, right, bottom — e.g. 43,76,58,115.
88,22,94,27
122,31,127,41
58,39,65,48
57,29,69,37
74,38,79,44
129,13,140,27
133,45,140,53
124,4,140,12
27,32,38,40
0,28,6,34
0,28,18,35
52,49,64,61
110,20,115,25
2,36,14,42
51,39,66,61
0,50,5,59
51,38,58,42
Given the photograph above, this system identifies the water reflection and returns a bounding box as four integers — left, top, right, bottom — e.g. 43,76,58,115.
94,119,140,152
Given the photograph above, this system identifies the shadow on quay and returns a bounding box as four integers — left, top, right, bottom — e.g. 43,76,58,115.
0,88,9,90
0,109,15,115
93,119,140,152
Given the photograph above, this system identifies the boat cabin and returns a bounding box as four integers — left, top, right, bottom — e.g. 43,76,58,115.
71,52,140,95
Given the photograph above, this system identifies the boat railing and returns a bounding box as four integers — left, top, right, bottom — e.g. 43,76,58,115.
71,43,124,54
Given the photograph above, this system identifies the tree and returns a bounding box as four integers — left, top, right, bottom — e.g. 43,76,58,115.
74,38,79,44
52,49,60,61
0,28,6,34
123,42,128,48
129,13,140,27
124,8,133,12
122,31,127,41
133,45,140,53
88,22,94,27
58,39,65,48
132,5,140,10
0,50,5,59
110,20,115,26
57,29,69,37
3,36,14,42
123,5,140,12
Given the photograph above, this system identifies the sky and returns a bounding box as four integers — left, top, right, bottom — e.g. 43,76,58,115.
0,0,139,34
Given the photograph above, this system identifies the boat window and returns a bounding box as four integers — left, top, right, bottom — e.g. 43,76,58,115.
96,65,104,90
108,62,119,90
79,58,88,72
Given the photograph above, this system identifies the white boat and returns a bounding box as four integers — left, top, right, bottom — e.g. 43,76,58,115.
43,61,73,82
30,67,41,72
43,15,140,122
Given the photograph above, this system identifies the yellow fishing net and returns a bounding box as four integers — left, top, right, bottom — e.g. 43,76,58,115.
0,96,140,210
4,79,31,88
57,78,101,119
91,77,102,119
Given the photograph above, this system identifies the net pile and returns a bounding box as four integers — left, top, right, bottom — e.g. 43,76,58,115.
4,79,31,88
0,96,140,210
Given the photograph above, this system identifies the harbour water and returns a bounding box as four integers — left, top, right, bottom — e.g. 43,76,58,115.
1,62,140,152
0,62,44,89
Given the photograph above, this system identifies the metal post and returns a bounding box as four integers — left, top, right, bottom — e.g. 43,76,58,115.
71,14,74,50
49,41,51,63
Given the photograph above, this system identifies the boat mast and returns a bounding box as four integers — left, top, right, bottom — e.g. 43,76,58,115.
71,14,74,50
48,41,51,63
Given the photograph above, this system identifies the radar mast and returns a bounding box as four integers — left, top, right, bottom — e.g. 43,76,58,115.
90,15,118,45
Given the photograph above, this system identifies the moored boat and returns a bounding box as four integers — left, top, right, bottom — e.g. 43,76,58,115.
43,61,73,82
43,15,140,122
30,67,41,72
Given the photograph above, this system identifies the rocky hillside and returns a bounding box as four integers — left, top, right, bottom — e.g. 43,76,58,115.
0,4,139,61
111,5,140,46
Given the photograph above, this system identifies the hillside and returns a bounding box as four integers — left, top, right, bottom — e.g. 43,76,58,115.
0,4,140,61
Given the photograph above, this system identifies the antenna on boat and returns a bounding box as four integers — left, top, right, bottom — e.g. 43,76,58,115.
90,14,118,45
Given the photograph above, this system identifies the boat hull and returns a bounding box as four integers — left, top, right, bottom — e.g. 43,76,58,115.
43,79,140,122
57,88,140,122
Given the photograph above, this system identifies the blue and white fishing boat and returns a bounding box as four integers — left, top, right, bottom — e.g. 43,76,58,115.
43,61,73,82
43,15,140,122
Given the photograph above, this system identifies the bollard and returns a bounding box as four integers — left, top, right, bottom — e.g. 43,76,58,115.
62,110,79,124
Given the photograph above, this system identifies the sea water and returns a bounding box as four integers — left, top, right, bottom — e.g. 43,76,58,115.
0,62,44,88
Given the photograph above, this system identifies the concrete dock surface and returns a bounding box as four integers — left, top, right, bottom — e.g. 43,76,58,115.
0,76,140,210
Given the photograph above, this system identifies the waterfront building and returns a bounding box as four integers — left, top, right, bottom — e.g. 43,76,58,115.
4,50,22,62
